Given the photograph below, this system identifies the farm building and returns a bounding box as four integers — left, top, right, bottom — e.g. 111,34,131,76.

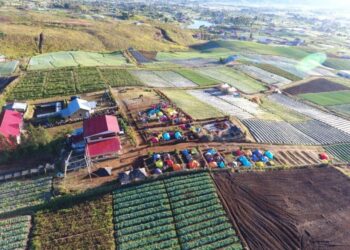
0,110,23,145
34,101,63,119
60,98,96,120
84,115,122,160
338,70,350,79
5,102,28,113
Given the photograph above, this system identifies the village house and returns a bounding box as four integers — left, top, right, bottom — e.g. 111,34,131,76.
83,115,122,160
60,98,96,120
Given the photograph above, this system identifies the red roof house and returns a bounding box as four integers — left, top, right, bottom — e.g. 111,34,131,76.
83,115,120,142
86,137,122,158
83,115,122,160
0,110,23,144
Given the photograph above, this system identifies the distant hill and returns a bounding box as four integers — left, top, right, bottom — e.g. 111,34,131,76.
0,8,196,59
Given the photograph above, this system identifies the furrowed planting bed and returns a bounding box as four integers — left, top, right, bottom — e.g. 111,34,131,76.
0,216,31,250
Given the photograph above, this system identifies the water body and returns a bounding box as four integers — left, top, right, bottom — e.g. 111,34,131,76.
188,20,214,29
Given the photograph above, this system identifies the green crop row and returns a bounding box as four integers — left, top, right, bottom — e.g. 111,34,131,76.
8,67,145,100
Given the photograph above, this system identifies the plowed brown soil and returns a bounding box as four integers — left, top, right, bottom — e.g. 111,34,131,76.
284,78,349,95
213,167,350,250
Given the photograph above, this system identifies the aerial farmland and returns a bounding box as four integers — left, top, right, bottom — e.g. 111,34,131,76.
0,1,350,250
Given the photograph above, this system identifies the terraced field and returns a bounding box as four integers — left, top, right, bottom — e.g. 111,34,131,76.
253,63,302,81
28,51,129,70
100,68,143,87
131,70,196,88
324,144,350,163
0,177,52,214
329,104,350,117
0,216,31,250
0,61,19,76
175,69,218,86
299,91,350,106
242,119,318,145
9,67,145,100
196,67,266,94
235,64,291,86
0,177,52,213
187,89,254,120
32,196,114,250
113,172,243,250
292,120,350,145
162,89,223,120
269,94,350,135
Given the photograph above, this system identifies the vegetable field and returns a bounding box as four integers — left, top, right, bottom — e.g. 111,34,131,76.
242,119,318,145
299,91,350,106
292,120,350,145
31,195,114,250
188,89,253,119
329,104,350,117
164,173,243,250
0,177,52,214
324,144,350,163
113,181,180,250
0,61,19,76
100,68,143,87
9,67,144,100
175,69,218,86
0,216,31,250
162,89,223,119
235,64,291,86
131,70,197,88
269,94,350,135
254,64,302,81
196,67,266,94
113,172,243,250
28,51,129,71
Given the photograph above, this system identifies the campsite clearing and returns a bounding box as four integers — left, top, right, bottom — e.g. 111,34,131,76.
213,167,350,249
27,51,129,71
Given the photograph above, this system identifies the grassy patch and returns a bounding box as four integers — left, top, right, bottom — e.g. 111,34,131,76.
162,89,223,119
254,63,302,81
299,91,350,106
175,69,218,86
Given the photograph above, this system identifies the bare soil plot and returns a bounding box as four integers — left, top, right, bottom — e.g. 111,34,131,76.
269,94,350,135
242,119,318,145
213,167,350,250
235,64,291,86
284,78,350,95
292,120,350,145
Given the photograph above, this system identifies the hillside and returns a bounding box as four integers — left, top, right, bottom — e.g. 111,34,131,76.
0,8,196,58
